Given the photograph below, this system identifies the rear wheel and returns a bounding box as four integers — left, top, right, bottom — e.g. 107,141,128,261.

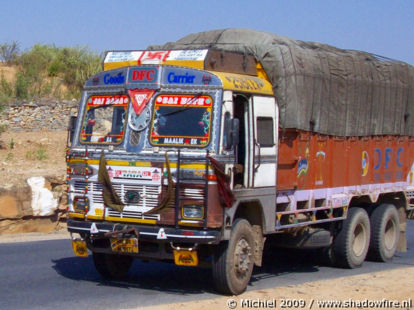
212,219,255,295
332,207,370,268
93,252,133,279
367,204,400,262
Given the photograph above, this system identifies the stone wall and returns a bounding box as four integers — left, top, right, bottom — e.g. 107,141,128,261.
0,98,79,131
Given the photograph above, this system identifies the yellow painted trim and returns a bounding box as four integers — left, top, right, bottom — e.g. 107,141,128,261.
178,220,203,227
68,159,87,164
104,60,138,71
86,215,104,220
68,158,208,170
68,159,152,167
256,62,270,81
211,71,273,95
163,60,204,69
107,160,151,167
68,212,85,219
106,216,156,225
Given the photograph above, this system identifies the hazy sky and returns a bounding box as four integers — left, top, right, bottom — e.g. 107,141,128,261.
1,0,413,65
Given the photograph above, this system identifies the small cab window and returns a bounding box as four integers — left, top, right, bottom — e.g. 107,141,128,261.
150,94,213,147
80,95,128,144
256,117,274,147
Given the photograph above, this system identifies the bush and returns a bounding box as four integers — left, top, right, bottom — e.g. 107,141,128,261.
16,44,58,98
11,44,101,100
0,74,13,97
15,72,30,99
25,146,49,161
57,47,101,97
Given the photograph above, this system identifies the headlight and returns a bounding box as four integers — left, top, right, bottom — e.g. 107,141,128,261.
68,164,95,176
182,205,204,220
74,196,89,213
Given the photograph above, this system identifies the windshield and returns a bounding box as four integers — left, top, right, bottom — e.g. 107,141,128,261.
80,95,128,144
150,94,212,147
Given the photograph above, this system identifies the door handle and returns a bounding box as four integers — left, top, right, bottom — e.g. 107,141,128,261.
254,140,261,172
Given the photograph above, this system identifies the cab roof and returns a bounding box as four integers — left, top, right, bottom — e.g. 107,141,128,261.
102,49,273,95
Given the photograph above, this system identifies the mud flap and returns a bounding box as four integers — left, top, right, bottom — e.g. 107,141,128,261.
72,239,89,257
252,225,265,267
397,207,407,252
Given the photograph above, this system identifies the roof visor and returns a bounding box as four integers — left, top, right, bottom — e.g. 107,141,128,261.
103,50,209,71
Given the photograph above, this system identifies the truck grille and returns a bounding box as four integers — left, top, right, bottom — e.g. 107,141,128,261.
72,181,205,220
73,180,161,209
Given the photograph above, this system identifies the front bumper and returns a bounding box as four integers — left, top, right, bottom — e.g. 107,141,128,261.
67,219,221,244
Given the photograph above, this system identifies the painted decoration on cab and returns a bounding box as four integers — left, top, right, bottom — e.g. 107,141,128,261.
150,94,212,147
297,158,309,177
362,151,369,176
315,149,326,185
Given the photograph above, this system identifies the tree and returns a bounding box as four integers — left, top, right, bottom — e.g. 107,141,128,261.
0,41,20,64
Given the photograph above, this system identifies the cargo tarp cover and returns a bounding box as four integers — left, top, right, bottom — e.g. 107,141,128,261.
149,28,414,137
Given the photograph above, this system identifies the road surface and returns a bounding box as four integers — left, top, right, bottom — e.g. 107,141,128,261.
0,221,413,310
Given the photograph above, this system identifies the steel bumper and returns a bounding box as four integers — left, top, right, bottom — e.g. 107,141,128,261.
67,219,221,244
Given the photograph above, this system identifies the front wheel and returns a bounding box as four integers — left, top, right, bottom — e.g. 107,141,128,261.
332,207,371,268
212,219,255,295
93,252,134,280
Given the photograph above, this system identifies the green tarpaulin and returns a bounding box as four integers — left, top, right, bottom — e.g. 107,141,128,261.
149,28,414,137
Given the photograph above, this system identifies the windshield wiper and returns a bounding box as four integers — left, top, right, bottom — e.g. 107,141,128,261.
160,93,204,117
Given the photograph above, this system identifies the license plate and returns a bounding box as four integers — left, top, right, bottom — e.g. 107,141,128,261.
173,250,198,266
110,238,139,254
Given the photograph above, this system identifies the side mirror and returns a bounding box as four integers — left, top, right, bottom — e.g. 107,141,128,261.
224,117,239,150
68,116,77,144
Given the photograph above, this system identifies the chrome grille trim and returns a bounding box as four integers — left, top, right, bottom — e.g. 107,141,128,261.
74,181,161,209
106,209,160,221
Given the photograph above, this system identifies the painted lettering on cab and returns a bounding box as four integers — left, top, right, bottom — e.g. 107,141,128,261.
225,76,264,91
397,147,403,167
103,72,125,85
167,72,195,84
374,148,381,170
131,69,156,82
373,147,404,170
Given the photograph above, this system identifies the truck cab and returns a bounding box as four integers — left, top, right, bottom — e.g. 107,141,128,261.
67,49,277,294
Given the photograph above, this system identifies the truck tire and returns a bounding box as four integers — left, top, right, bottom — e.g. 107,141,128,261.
212,219,255,295
367,204,400,262
332,207,370,268
93,252,133,280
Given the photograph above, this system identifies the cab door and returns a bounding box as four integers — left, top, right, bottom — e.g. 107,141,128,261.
250,96,278,187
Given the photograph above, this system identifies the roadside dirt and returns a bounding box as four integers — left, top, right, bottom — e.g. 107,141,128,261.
141,267,414,310
0,62,17,83
0,130,67,188
0,130,67,234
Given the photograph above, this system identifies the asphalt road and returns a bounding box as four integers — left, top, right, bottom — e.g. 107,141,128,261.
0,221,413,310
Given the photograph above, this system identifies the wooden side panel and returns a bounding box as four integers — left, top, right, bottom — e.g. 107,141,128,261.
277,129,414,191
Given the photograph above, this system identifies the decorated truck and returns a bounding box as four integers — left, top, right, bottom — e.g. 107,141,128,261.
67,29,414,295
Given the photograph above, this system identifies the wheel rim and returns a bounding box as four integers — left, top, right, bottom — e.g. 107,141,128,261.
352,222,367,257
384,218,397,250
233,237,252,277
